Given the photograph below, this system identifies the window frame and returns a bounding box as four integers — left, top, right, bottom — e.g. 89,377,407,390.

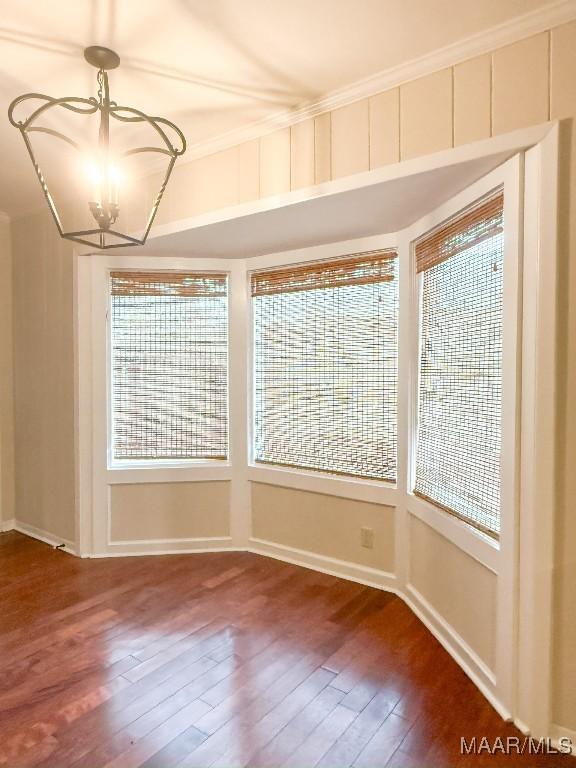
107,268,231,469
250,250,399,484
411,190,505,539
246,233,399,506
106,264,231,471
401,155,523,715
84,255,245,558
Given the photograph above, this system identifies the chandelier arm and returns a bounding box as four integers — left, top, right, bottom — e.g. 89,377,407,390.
109,105,186,156
26,126,82,150
8,94,99,129
121,146,174,158
19,129,64,236
142,155,177,244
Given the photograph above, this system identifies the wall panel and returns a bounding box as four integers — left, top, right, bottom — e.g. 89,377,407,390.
0,218,14,526
290,119,315,190
331,100,370,179
454,54,492,145
409,516,497,670
314,112,332,184
260,129,291,197
11,211,75,542
492,33,549,135
369,89,400,167
251,483,395,572
238,139,260,203
110,481,230,542
400,69,453,160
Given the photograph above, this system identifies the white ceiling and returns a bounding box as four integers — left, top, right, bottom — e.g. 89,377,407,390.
0,0,558,216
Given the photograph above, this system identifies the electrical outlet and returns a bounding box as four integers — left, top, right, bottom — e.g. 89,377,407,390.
360,526,374,549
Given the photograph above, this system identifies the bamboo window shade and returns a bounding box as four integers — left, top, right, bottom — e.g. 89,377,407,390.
413,190,504,538
251,250,398,481
415,191,504,273
110,271,228,461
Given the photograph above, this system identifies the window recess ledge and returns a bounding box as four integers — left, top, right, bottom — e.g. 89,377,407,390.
407,492,499,573
106,463,232,485
247,464,398,506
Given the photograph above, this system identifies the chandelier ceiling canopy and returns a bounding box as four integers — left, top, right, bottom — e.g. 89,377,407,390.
8,46,186,250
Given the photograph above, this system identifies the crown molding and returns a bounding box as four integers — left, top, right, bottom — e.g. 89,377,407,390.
184,0,576,162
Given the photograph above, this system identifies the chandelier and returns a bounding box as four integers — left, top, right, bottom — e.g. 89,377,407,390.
8,46,186,249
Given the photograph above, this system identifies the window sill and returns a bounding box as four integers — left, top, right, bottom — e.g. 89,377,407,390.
106,461,232,484
108,458,230,470
247,463,398,505
406,491,499,573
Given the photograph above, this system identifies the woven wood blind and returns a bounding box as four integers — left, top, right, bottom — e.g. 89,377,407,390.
414,191,504,538
110,271,228,461
415,191,504,273
251,250,398,480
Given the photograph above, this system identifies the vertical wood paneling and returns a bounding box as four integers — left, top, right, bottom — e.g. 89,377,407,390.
314,112,332,184
168,148,240,222
290,119,315,190
196,148,240,215
331,100,369,179
259,128,291,198
12,213,76,541
492,33,549,135
453,54,492,146
0,218,14,526
400,69,453,160
369,89,400,168
238,140,260,203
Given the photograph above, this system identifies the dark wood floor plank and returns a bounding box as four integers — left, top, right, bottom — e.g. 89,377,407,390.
316,690,399,767
281,703,358,767
0,532,573,768
215,666,336,767
354,712,413,767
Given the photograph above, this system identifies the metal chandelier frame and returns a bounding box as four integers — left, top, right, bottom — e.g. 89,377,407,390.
8,46,187,249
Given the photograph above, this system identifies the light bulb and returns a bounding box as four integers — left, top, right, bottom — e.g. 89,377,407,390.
85,160,123,205
86,161,103,204
108,165,122,186
107,165,122,206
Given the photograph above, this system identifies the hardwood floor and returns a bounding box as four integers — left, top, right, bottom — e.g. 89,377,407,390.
0,531,572,768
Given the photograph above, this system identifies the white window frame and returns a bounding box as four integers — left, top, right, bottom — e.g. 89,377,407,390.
246,232,399,508
79,254,249,555
398,156,522,717
107,269,231,470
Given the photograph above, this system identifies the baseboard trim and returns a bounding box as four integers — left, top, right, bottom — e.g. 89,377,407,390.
0,518,15,533
13,520,77,555
403,583,509,722
91,536,238,558
249,537,398,592
514,717,531,735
